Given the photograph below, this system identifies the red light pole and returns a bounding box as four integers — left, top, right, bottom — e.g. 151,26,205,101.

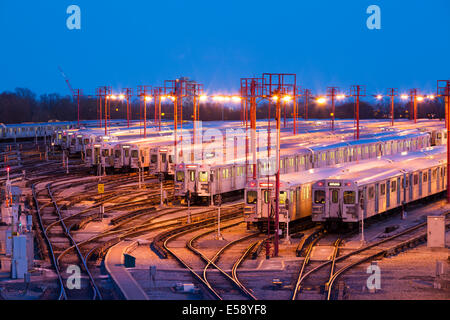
186,82,204,146
137,85,151,138
327,87,339,131
164,79,188,163
437,80,450,203
303,89,310,121
387,88,398,126
72,89,82,127
96,87,102,128
409,88,419,123
123,88,133,128
262,73,297,258
349,85,366,140
99,86,111,135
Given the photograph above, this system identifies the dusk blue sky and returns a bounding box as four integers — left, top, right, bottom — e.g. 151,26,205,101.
1,0,449,97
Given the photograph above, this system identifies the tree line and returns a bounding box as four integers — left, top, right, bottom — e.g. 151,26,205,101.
0,88,445,124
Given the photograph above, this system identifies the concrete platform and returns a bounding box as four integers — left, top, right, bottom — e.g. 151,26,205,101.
104,240,149,300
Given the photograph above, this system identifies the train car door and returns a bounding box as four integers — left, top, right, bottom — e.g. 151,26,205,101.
419,172,423,197
328,188,341,219
397,177,401,205
386,180,391,208
409,173,413,200
231,166,236,189
428,169,432,194
375,183,379,213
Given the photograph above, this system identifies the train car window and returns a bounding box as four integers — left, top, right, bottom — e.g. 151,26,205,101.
131,150,138,158
423,172,428,182
125,149,129,157
368,186,375,199
331,190,339,203
102,149,109,157
314,190,325,204
115,150,121,158
413,174,418,185
343,191,355,204
176,171,185,182
151,155,157,163
247,191,257,204
358,191,364,209
237,166,243,177
432,169,437,179
391,180,396,192
279,191,287,204
380,184,386,195
222,169,229,179
189,170,195,182
86,149,92,157
169,155,173,163
321,153,326,161
84,139,89,144
289,158,294,167
263,190,270,204
199,171,208,182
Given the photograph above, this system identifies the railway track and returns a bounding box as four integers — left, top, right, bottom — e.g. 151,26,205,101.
187,223,260,300
292,212,450,300
32,183,102,299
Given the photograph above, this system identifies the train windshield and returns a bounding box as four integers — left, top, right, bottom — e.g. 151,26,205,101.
115,150,121,158
161,153,166,163
84,139,90,144
125,149,129,157
263,190,270,204
86,149,92,157
343,191,356,204
279,191,287,204
199,171,208,182
189,170,195,181
314,190,325,204
247,191,257,204
151,155,157,163
331,190,339,203
102,149,109,156
131,150,138,158
176,171,185,182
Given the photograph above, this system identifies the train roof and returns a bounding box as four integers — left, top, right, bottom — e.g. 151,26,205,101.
255,146,446,189
329,151,446,185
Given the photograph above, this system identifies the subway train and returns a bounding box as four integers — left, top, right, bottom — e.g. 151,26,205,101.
311,148,446,227
175,130,431,203
244,145,445,230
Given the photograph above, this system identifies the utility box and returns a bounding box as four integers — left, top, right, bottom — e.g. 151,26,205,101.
11,235,27,279
123,254,136,268
427,216,446,248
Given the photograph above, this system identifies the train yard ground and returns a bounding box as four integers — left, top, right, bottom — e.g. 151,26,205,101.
0,139,448,301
